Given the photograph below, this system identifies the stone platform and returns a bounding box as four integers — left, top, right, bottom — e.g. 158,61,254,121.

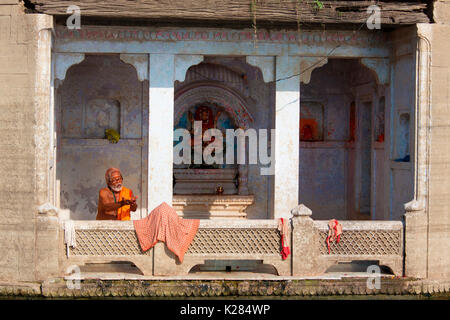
1,277,449,298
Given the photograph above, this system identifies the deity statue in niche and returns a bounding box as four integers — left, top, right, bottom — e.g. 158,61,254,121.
300,119,318,141
300,102,323,141
188,105,222,151
173,104,251,199
175,104,236,169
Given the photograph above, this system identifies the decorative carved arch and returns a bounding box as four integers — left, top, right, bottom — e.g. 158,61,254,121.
54,53,85,83
174,81,254,129
360,58,390,86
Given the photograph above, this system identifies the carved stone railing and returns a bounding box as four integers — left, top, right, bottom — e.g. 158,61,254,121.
152,219,290,276
62,219,288,276
62,221,154,275
313,220,404,276
289,204,404,277
61,205,404,277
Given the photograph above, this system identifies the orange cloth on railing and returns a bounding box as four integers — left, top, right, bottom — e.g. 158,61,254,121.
326,219,343,254
133,202,199,263
278,218,290,260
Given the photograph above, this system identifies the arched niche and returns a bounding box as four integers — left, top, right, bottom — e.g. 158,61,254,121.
56,54,148,220
172,79,256,217
174,82,254,130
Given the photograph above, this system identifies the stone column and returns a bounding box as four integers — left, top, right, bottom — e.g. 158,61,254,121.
402,24,431,279
273,55,300,219
291,204,320,276
148,54,203,213
404,200,427,278
32,15,60,281
148,54,175,212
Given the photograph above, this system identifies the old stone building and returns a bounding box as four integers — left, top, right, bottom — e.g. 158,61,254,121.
0,0,449,296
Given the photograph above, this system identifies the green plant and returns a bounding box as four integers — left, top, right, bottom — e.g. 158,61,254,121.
314,0,324,10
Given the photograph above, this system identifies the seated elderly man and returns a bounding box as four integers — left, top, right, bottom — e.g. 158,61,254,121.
96,167,137,220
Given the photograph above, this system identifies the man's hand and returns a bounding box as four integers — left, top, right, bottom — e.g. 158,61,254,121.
122,196,138,211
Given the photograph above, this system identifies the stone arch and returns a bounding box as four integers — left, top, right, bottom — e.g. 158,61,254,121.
174,82,254,130
56,54,147,220
180,62,248,96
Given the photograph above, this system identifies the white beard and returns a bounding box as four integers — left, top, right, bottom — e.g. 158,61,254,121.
110,184,123,192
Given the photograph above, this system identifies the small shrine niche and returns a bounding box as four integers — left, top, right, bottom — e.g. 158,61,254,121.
84,98,121,138
300,102,324,142
172,59,260,219
173,103,254,219
174,103,236,170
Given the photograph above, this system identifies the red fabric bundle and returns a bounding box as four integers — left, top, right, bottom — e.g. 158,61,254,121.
278,218,291,260
326,219,343,254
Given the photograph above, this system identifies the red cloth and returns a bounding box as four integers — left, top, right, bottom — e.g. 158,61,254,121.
133,202,200,263
326,219,342,254
278,218,291,260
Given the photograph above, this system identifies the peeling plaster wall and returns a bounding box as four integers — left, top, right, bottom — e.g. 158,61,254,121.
57,55,148,220
0,2,55,281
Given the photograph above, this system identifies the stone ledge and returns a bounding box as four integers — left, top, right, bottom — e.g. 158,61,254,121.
0,281,42,296
1,278,449,298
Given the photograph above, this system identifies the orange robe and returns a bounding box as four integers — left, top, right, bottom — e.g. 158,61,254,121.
117,187,133,221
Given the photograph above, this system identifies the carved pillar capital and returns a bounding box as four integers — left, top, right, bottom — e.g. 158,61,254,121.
175,54,204,82
37,202,59,216
360,57,390,85
299,56,328,84
246,56,275,83
404,199,425,213
54,53,85,81
120,54,149,81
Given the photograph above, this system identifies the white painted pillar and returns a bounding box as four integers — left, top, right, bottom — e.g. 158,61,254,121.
147,54,203,213
148,54,175,212
273,55,301,219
